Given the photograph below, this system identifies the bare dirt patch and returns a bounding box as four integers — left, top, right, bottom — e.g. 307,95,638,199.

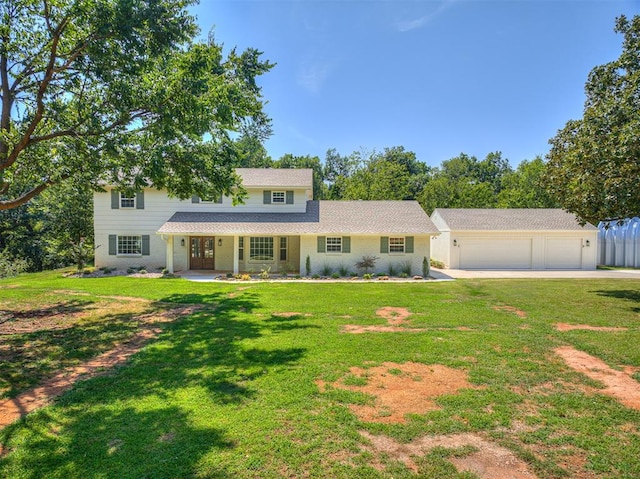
555,346,640,410
375,306,412,325
272,312,303,318
360,430,537,478
342,325,425,334
492,305,527,318
316,362,480,424
555,323,628,332
0,304,198,430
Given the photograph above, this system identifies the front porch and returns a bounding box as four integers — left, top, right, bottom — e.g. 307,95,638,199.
161,234,301,275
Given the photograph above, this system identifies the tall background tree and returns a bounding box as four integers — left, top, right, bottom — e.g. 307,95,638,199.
0,0,273,210
546,15,640,224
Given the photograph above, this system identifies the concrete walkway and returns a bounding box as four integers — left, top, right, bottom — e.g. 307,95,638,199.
430,268,640,279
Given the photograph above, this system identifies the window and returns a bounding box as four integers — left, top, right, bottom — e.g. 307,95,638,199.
326,236,342,253
271,191,285,204
389,237,405,253
238,237,244,261
280,237,288,261
118,235,142,255
200,194,223,204
120,193,135,208
250,237,274,261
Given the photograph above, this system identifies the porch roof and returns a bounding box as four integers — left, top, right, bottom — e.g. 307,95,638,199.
157,200,439,236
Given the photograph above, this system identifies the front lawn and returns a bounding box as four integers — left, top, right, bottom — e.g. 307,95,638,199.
1,273,640,478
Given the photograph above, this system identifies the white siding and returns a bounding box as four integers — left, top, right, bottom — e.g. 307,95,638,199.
300,235,431,276
94,186,310,271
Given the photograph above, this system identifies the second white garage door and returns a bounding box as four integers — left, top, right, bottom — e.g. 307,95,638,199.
545,238,583,269
459,238,533,269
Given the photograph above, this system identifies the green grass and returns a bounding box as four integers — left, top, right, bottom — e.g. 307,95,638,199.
1,272,640,478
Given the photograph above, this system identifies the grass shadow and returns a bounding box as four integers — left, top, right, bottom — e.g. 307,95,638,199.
594,289,640,313
0,291,311,477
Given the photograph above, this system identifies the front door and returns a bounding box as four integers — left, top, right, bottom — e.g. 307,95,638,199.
190,237,215,269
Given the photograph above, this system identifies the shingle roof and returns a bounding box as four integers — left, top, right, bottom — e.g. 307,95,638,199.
236,168,313,188
432,208,596,231
158,201,438,235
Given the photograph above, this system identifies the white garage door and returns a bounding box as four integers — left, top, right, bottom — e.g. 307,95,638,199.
545,238,583,269
459,238,533,269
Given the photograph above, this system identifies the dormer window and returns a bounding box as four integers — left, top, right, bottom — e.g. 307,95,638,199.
272,191,285,204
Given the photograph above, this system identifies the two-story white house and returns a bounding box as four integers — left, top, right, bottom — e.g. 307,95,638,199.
94,168,439,275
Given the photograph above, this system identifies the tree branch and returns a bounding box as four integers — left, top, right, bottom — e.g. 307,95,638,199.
1,15,69,170
0,176,64,210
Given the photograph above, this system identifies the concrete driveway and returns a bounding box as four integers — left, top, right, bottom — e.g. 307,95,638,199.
430,268,640,279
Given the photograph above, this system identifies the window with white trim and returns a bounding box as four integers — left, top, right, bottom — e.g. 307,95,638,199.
389,237,405,253
250,237,274,261
120,193,135,208
280,237,288,261
326,236,342,253
271,191,285,204
118,235,142,255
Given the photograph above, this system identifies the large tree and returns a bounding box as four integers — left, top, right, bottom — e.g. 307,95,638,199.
546,15,640,224
0,0,273,209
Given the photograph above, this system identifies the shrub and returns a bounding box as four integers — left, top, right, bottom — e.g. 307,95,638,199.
399,272,408,278
338,263,349,277
355,255,378,274
138,269,147,274
428,258,441,271
321,263,333,276
362,273,373,280
305,255,311,276
400,260,412,276
259,265,271,280
387,264,397,277
331,272,340,279
350,271,358,277
311,274,320,279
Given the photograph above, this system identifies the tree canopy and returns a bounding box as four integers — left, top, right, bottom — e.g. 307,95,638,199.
546,15,640,224
0,0,273,209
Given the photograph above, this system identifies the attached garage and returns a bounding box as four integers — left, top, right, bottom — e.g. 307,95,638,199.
430,209,598,270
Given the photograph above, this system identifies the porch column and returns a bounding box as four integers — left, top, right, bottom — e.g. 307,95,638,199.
165,235,174,273
233,235,239,274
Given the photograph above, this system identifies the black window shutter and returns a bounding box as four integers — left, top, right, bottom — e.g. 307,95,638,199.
405,236,414,253
141,235,150,255
263,190,271,204
317,236,326,253
216,194,223,204
286,191,294,204
111,190,119,209
191,195,200,204
136,191,144,209
108,235,117,255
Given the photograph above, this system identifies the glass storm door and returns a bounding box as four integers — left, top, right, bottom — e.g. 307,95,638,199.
190,237,215,269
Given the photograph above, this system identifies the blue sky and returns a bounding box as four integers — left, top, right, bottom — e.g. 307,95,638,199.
190,0,639,168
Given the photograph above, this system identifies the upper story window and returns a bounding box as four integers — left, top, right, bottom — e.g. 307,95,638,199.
120,193,135,208
272,191,285,204
326,236,342,253
263,190,293,205
389,237,405,253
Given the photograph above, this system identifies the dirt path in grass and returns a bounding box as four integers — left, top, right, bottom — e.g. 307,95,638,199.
0,304,198,432
555,346,640,410
555,323,628,332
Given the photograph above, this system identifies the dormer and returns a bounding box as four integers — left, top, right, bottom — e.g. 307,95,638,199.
235,168,313,213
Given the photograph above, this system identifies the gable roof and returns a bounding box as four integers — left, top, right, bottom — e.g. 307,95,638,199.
158,200,438,235
236,168,313,188
431,208,596,231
